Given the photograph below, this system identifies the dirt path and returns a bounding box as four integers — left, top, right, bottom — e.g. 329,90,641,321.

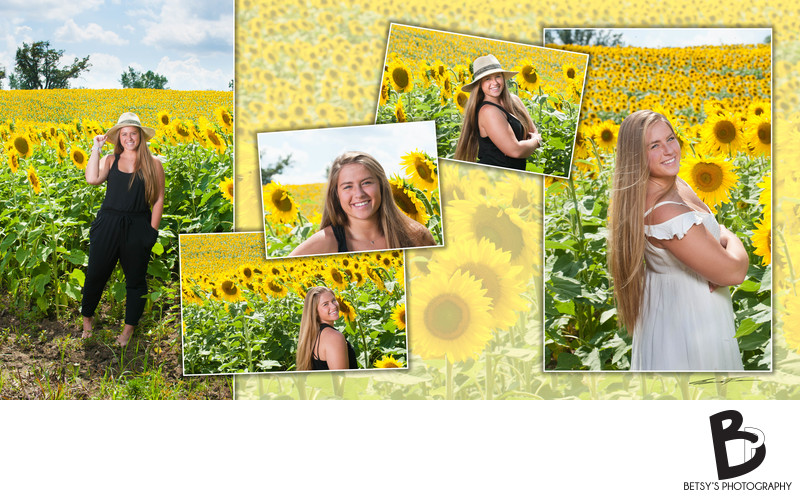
0,296,231,399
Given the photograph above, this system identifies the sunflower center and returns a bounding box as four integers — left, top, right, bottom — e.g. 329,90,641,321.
331,269,343,284
392,187,418,215
693,163,723,191
14,137,30,156
414,159,432,182
457,92,468,108
713,120,736,144
601,129,613,142
425,294,468,340
392,67,409,89
268,281,283,293
271,190,293,212
522,66,538,84
757,123,771,144
221,280,238,295
74,150,85,163
566,68,576,79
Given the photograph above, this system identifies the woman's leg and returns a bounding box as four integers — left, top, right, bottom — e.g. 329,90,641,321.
81,215,120,337
117,219,154,345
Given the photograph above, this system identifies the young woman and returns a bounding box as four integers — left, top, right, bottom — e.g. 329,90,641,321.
81,112,165,346
454,54,542,170
288,151,434,256
608,110,748,371
296,287,358,371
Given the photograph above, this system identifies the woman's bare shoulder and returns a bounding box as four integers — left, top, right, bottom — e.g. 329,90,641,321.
319,325,346,347
406,219,435,247
288,225,339,256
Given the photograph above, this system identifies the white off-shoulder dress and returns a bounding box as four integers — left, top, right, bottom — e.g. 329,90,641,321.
631,201,744,371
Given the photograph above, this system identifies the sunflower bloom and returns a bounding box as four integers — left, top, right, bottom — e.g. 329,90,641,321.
8,153,19,174
678,156,738,210
26,166,41,194
56,136,68,160
264,278,288,298
337,297,356,322
516,64,540,93
387,60,413,93
262,182,298,224
219,177,234,203
215,106,234,133
392,302,406,330
217,279,241,302
562,63,578,82
394,98,406,123
744,112,771,156
400,150,438,191
427,238,527,330
374,354,405,368
389,176,429,225
409,269,493,362
204,127,226,154
593,120,619,153
700,111,745,156
750,215,771,266
454,89,469,113
157,111,171,127
71,146,88,169
12,134,34,158
327,267,347,291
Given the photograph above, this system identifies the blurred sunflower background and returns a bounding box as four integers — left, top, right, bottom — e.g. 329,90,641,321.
232,0,800,399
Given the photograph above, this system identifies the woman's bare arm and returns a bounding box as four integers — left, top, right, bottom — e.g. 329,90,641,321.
478,105,539,159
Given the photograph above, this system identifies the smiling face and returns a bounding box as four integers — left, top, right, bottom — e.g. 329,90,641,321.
480,73,505,101
645,120,681,179
118,126,141,152
336,162,382,222
316,290,339,325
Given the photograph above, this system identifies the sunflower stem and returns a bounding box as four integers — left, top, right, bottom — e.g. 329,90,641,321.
445,354,453,400
485,353,494,400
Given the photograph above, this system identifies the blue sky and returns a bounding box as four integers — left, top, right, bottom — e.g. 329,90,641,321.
0,0,233,90
257,121,439,185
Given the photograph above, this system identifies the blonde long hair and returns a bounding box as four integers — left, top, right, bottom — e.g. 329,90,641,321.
296,286,334,371
453,77,531,162
114,127,160,206
320,151,416,248
608,110,676,332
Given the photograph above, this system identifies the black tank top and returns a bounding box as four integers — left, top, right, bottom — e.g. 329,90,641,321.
100,154,150,214
477,101,527,170
311,323,358,370
331,225,349,252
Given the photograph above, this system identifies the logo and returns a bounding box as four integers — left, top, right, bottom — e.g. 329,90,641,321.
709,409,766,480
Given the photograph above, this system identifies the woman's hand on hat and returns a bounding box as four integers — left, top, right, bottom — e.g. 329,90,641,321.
93,135,107,147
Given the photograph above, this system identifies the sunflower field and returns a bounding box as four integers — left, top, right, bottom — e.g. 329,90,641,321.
262,149,442,257
375,25,587,177
544,42,772,370
180,232,407,373
0,89,234,319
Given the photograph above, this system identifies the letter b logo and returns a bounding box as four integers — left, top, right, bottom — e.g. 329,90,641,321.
709,410,766,480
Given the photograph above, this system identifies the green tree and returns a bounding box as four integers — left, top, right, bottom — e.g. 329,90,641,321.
544,29,624,47
9,41,91,89
0,65,5,89
119,66,168,89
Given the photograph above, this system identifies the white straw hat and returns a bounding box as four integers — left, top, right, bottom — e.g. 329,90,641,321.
461,54,518,92
105,112,156,144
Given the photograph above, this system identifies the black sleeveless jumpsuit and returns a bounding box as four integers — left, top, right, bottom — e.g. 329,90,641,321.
81,154,159,326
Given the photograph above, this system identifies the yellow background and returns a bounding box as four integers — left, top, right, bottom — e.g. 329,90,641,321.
232,0,797,399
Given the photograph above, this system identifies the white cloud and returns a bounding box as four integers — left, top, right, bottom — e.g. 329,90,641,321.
54,19,128,46
156,56,229,90
141,0,232,53
75,52,124,89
